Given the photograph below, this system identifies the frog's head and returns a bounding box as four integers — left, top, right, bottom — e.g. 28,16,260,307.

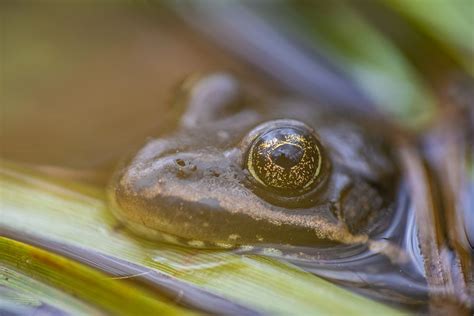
109,73,396,248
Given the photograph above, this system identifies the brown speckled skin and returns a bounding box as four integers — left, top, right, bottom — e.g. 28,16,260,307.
108,74,396,247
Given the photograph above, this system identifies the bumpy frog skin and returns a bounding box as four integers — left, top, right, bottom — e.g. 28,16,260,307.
108,73,396,248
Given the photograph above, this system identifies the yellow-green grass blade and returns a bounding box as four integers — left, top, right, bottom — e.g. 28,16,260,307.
0,264,102,316
0,237,194,315
0,161,406,315
382,0,474,75
293,1,436,129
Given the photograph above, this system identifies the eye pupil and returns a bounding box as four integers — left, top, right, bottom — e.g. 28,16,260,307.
271,144,304,169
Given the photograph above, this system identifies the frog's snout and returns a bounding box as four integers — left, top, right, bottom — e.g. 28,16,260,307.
112,152,253,244
172,157,198,178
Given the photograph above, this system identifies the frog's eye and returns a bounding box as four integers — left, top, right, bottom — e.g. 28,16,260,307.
245,120,329,201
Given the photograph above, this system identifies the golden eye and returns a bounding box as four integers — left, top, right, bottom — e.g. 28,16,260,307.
247,125,325,196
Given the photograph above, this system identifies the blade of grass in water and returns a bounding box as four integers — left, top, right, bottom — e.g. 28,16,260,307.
0,161,405,315
0,265,102,316
0,238,194,315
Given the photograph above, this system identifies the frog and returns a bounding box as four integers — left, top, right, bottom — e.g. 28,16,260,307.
107,72,397,249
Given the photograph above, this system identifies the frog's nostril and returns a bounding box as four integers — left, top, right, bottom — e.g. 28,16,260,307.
175,159,186,167
210,170,220,177
173,158,198,179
